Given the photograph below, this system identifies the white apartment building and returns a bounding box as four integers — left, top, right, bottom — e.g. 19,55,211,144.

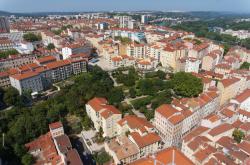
10,71,44,94
86,97,122,138
177,57,201,73
154,90,220,148
15,41,34,54
62,43,92,60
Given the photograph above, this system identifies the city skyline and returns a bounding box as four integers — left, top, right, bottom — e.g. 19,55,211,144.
0,0,250,13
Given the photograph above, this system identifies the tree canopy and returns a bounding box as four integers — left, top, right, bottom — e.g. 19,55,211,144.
23,33,41,42
240,62,250,70
0,49,19,59
171,72,203,97
47,43,55,50
233,129,245,143
0,66,117,163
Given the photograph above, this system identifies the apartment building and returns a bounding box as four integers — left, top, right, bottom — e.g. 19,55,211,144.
188,43,209,59
86,97,122,137
176,57,201,73
110,55,135,69
126,43,146,59
105,135,140,164
146,44,162,62
217,77,242,106
0,54,37,70
8,56,87,93
0,38,16,50
137,58,158,71
202,50,223,71
118,115,161,154
160,44,187,71
0,71,10,88
111,28,145,42
131,147,194,165
0,17,10,33
62,43,92,59
154,104,187,147
25,122,83,165
10,71,44,94
41,30,64,48
231,89,250,111
154,90,220,148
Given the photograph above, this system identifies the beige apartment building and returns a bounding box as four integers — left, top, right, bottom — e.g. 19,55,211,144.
160,45,186,71
201,50,222,71
105,135,140,165
217,77,242,106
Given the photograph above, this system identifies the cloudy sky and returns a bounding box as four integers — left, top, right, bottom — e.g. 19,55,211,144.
0,0,250,13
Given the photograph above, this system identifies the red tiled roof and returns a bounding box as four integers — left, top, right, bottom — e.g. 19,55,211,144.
238,109,250,118
130,147,194,165
36,55,57,64
10,71,39,80
25,132,60,164
240,122,250,132
87,97,108,112
46,60,71,69
49,121,63,130
66,149,83,165
234,89,250,103
117,115,153,133
208,123,233,137
100,105,121,119
130,132,161,148
156,104,178,119
220,77,240,88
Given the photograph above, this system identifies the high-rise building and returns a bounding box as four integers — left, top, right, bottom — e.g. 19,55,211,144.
0,17,10,33
119,16,134,29
141,15,149,24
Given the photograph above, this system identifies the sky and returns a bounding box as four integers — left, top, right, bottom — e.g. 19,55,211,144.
0,0,250,13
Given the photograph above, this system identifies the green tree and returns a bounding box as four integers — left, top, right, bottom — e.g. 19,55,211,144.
82,115,92,130
95,151,111,165
240,62,250,70
23,33,41,42
108,87,124,105
21,153,34,165
171,72,203,97
233,129,245,143
156,70,166,80
0,49,19,58
3,87,21,106
129,87,136,98
47,43,55,50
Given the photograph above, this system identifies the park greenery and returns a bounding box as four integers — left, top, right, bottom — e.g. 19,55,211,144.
171,72,203,97
23,33,42,42
0,49,19,59
0,66,122,164
0,65,204,164
112,68,202,120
